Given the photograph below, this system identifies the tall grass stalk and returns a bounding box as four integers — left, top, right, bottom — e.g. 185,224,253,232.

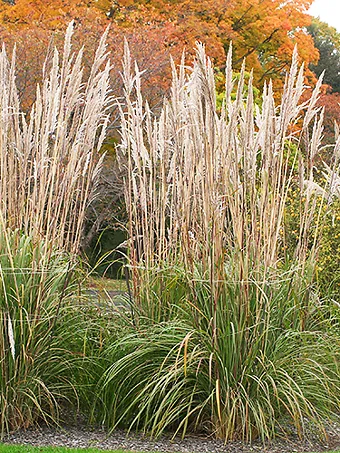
0,21,111,253
119,43,326,316
109,44,340,440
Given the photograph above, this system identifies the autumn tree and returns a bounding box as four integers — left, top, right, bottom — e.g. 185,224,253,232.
308,18,340,93
225,0,318,87
0,0,177,110
316,92,340,147
98,0,318,88
0,0,321,99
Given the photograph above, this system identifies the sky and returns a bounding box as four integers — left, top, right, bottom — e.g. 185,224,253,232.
309,0,340,32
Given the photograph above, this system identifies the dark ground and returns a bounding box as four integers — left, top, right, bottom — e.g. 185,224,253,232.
4,422,340,453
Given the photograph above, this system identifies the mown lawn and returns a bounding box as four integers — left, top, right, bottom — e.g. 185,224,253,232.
86,276,127,292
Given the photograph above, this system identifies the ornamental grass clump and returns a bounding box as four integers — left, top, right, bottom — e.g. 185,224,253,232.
0,23,112,436
97,44,340,441
0,226,78,436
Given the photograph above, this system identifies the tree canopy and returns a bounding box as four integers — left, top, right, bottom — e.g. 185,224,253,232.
0,0,320,101
308,18,340,93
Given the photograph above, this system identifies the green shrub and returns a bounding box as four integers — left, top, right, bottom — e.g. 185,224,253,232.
284,187,340,299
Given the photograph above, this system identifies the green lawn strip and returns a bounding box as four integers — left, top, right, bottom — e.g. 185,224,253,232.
0,446,152,453
87,276,127,292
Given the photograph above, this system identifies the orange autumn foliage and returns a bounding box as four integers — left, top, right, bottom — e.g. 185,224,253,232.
0,1,177,109
318,92,340,146
98,0,319,85
0,0,319,106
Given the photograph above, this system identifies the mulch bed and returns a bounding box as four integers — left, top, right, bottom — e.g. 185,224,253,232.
4,423,340,453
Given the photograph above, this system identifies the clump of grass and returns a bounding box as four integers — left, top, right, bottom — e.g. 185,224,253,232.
0,227,77,436
100,44,340,441
0,216,112,439
0,23,112,436
98,261,340,441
